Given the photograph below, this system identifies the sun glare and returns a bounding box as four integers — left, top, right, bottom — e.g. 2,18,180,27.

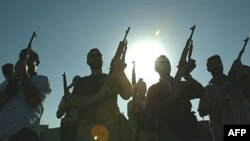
126,39,168,86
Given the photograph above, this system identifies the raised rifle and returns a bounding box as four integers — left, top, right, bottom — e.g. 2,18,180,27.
237,37,249,60
175,25,196,81
132,61,137,101
59,73,79,132
228,37,249,85
131,61,140,141
24,32,37,64
62,72,70,99
57,72,70,119
109,27,130,75
6,32,37,96
13,31,37,76
16,31,37,76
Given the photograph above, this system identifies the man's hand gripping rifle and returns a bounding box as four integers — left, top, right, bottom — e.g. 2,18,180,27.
98,27,131,99
175,25,196,81
24,32,37,64
5,32,37,97
109,27,130,75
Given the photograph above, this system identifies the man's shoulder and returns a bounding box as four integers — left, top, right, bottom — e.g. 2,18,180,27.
32,74,50,82
0,80,8,86
80,73,108,80
31,74,51,93
102,73,108,77
0,80,8,91
35,74,49,78
147,82,162,95
149,82,161,89
32,74,51,94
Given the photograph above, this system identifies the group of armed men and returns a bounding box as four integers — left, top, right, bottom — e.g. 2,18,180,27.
0,27,250,141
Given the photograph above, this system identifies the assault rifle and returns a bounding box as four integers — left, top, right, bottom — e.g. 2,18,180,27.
109,27,130,74
56,72,70,119
237,37,249,60
85,27,131,105
175,25,196,81
131,61,140,141
132,61,137,103
62,72,70,98
5,32,37,96
24,32,37,64
228,37,249,85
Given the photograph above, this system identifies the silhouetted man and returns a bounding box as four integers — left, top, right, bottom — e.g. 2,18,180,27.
198,55,250,141
70,48,132,141
145,55,204,141
0,49,51,141
57,75,80,141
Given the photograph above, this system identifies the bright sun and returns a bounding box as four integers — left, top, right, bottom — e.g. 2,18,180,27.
119,37,172,117
125,38,169,86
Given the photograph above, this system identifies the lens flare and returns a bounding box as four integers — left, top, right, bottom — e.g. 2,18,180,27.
91,125,110,141
155,29,160,36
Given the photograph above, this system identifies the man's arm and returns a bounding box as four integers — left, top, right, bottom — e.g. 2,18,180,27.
56,108,66,119
198,87,228,118
56,96,69,119
144,86,157,115
0,90,10,108
16,62,51,108
21,74,42,107
242,72,250,102
0,81,8,107
109,58,132,100
239,65,250,101
198,95,210,117
181,76,205,99
115,71,132,100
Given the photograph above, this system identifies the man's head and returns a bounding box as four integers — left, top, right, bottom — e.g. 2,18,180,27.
2,63,14,80
87,48,103,69
155,55,171,75
207,55,223,74
19,48,40,73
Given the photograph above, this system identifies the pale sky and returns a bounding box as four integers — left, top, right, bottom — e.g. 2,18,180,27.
1,0,250,128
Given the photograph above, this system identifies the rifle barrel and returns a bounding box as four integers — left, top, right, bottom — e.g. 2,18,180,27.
123,27,130,42
24,32,37,64
188,41,193,61
189,25,196,40
132,61,136,86
237,37,249,60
